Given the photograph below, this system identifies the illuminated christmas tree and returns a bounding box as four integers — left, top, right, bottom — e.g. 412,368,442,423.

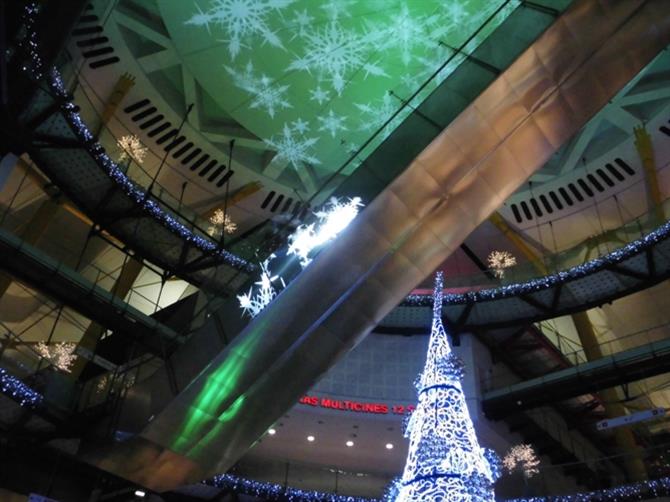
395,272,500,501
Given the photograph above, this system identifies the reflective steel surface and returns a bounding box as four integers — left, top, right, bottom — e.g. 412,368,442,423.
83,0,670,491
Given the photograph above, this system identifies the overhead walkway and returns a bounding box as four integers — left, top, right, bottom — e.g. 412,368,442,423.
482,336,670,419
18,80,253,295
379,216,670,332
69,1,670,491
0,226,183,354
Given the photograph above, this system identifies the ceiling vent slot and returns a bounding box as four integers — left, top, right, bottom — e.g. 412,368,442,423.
216,170,234,187
568,183,584,202
173,142,193,159
520,201,532,220
140,115,163,130
548,191,563,210
148,122,171,138
199,160,217,177
208,165,226,182
261,191,275,209
577,179,594,197
614,158,635,176
595,168,614,187
558,187,573,206
510,203,522,223
189,154,209,171
529,198,543,217
131,107,156,122
182,148,202,165
586,174,604,192
271,195,285,212
282,197,293,213
539,194,553,213
124,99,149,114
605,163,625,182
72,9,118,69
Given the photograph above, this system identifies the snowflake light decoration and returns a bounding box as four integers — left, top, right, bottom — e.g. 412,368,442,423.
503,444,540,479
237,254,285,318
185,0,294,60
287,21,387,95
208,208,237,237
487,250,517,279
36,341,77,373
288,197,363,268
225,62,292,118
116,134,147,164
265,123,320,170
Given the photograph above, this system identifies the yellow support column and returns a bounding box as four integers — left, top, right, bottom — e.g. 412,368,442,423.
491,211,647,481
634,125,665,223
97,73,136,134
571,311,647,481
71,256,144,378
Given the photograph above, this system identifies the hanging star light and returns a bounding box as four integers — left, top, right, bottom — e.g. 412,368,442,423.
237,254,286,318
487,250,517,279
36,341,77,373
502,444,540,479
116,134,148,164
288,196,363,268
208,208,237,237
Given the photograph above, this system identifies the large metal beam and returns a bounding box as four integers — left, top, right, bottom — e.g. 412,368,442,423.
83,0,670,490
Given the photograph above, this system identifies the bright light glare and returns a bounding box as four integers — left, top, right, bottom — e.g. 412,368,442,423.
386,443,394,450
268,428,276,435
288,196,363,268
134,490,146,498
346,440,354,447
307,435,315,442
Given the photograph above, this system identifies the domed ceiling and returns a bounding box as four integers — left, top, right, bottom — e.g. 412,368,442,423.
155,0,517,190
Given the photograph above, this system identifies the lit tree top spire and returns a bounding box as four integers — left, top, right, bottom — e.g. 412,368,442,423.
394,272,500,501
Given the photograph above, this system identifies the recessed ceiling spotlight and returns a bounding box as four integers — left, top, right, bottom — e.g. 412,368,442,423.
346,440,354,447
307,435,315,442
385,443,394,450
134,490,146,498
268,428,276,435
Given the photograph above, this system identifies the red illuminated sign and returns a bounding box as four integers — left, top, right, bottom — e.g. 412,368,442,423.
299,395,415,415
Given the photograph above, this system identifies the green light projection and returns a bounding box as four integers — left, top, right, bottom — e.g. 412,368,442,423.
170,328,261,453
157,0,518,192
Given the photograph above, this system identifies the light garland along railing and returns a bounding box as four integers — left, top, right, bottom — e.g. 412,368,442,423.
431,180,670,292
209,473,378,502
205,472,670,502
46,69,254,272
403,210,670,307
15,6,254,274
64,62,264,263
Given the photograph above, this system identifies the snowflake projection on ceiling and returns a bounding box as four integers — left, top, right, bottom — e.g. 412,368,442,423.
366,4,446,67
287,21,387,96
265,122,320,170
185,0,295,60
318,109,347,138
174,0,517,177
225,62,292,118
355,92,406,140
